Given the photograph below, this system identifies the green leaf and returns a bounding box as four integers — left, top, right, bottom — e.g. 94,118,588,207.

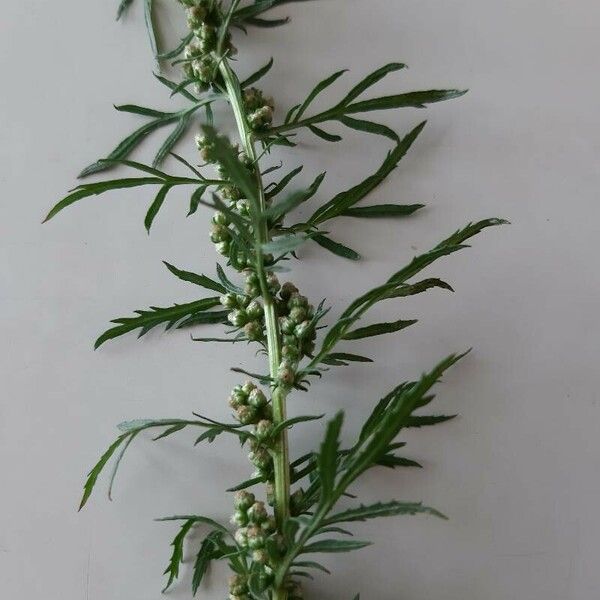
79,433,129,510
262,233,309,256
94,297,221,348
163,262,226,294
321,352,373,366
313,234,361,260
143,0,159,59
339,115,399,142
153,113,193,167
242,57,274,87
116,0,135,20
295,69,347,122
300,539,371,554
265,165,303,198
340,63,407,105
188,185,209,216
154,73,199,102
309,122,426,225
44,177,164,222
269,414,324,438
323,501,447,525
345,89,467,115
308,124,342,142
158,32,194,60
144,184,172,232
114,103,173,118
79,115,179,177
343,318,418,340
317,412,344,503
341,203,424,218
192,531,223,595
162,519,196,592
404,414,456,428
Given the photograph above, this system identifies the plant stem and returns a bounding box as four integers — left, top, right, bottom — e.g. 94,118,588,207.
220,60,291,600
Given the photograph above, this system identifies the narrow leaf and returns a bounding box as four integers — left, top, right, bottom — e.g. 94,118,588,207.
404,414,457,428
242,57,274,87
301,539,371,554
317,412,344,502
339,115,399,142
295,69,348,122
308,125,342,142
341,63,406,105
341,203,424,218
163,262,226,293
324,501,447,525
145,184,172,232
343,318,418,340
313,234,360,260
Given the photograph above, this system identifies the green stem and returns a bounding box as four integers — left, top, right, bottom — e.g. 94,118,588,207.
220,60,291,600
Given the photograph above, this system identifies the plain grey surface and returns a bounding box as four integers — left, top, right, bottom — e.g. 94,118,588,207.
1,1,599,599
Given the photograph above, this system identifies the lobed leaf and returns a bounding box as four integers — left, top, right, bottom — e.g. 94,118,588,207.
163,262,226,294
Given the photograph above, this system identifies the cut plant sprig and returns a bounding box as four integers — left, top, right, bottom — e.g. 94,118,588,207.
48,1,506,599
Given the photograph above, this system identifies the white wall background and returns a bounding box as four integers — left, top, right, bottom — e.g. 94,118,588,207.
2,1,599,599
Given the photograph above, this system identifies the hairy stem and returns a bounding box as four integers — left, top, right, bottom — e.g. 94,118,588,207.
220,60,291,600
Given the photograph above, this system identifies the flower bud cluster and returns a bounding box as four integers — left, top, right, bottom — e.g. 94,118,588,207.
179,0,235,89
243,87,275,131
229,381,271,427
230,492,285,593
274,282,317,388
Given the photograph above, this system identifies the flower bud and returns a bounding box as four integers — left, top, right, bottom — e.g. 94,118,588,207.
247,501,268,524
249,447,272,470
266,272,280,294
230,509,249,527
288,293,308,309
229,574,248,595
186,6,207,29
246,300,263,320
277,360,296,386
228,309,248,327
252,549,269,564
254,419,272,441
210,223,230,243
242,380,257,395
234,527,248,547
236,294,251,308
234,491,256,511
228,388,247,409
262,516,277,534
279,316,296,335
215,240,230,256
248,388,267,408
289,306,307,324
220,293,238,309
212,211,228,226
236,199,250,216
236,405,259,425
281,344,300,361
246,525,265,549
294,320,312,339
244,321,263,341
280,282,298,301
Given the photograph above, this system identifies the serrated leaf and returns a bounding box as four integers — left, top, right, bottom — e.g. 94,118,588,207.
341,203,424,218
79,433,129,510
313,234,361,260
79,115,179,177
192,531,223,595
300,539,371,554
163,262,226,294
144,184,172,232
44,177,164,222
94,297,221,348
343,318,418,340
162,519,196,592
309,122,426,225
323,501,446,525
